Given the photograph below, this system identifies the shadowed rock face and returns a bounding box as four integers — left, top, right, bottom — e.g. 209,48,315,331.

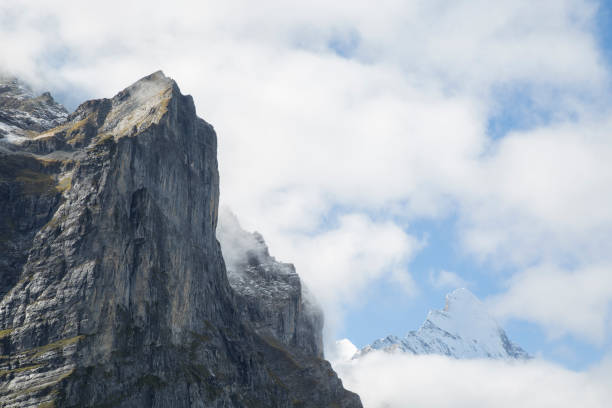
217,208,325,359
0,72,362,408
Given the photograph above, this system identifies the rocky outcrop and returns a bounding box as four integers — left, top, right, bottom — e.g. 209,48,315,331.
0,72,362,408
0,76,68,141
217,208,324,358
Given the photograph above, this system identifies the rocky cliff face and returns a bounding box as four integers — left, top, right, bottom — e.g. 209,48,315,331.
217,208,324,359
0,76,68,139
0,72,362,408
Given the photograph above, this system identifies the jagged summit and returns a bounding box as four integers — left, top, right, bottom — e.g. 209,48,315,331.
0,76,68,143
445,287,481,310
354,288,530,360
427,288,499,345
96,70,179,139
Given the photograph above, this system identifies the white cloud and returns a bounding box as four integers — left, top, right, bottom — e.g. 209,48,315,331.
334,351,612,408
328,338,359,362
459,117,612,267
258,213,422,337
488,263,612,344
217,207,421,338
429,270,469,289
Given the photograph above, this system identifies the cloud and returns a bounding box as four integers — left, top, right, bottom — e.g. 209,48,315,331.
488,263,612,344
429,270,469,289
216,207,269,276
328,338,359,362
2,0,612,344
216,207,421,338
333,351,612,408
2,0,605,95
459,116,612,267
251,213,422,337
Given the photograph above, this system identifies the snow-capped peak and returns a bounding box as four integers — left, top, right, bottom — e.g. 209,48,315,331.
445,287,483,312
426,288,501,352
353,288,530,360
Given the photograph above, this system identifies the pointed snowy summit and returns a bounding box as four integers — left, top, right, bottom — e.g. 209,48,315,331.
354,288,530,360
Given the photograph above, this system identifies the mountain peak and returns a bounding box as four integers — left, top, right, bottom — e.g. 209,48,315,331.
0,76,68,142
116,70,175,102
444,287,481,311
97,70,180,139
143,69,167,81
354,288,530,360
428,288,493,339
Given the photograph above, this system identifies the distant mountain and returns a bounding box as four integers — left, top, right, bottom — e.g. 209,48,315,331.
354,288,530,360
0,75,68,143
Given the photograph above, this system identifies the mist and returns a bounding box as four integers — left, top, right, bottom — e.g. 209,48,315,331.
333,350,612,408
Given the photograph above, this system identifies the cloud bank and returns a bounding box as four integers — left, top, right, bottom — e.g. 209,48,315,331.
332,349,612,408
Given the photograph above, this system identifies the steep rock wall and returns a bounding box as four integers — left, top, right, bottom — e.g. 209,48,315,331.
0,72,361,408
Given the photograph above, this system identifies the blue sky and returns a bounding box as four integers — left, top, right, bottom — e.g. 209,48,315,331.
2,0,612,390
597,0,612,63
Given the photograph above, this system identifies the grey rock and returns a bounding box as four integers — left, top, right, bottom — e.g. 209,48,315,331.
0,76,68,143
217,208,324,358
0,72,362,408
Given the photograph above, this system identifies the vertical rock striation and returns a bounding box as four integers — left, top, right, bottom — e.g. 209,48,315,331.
0,72,362,408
